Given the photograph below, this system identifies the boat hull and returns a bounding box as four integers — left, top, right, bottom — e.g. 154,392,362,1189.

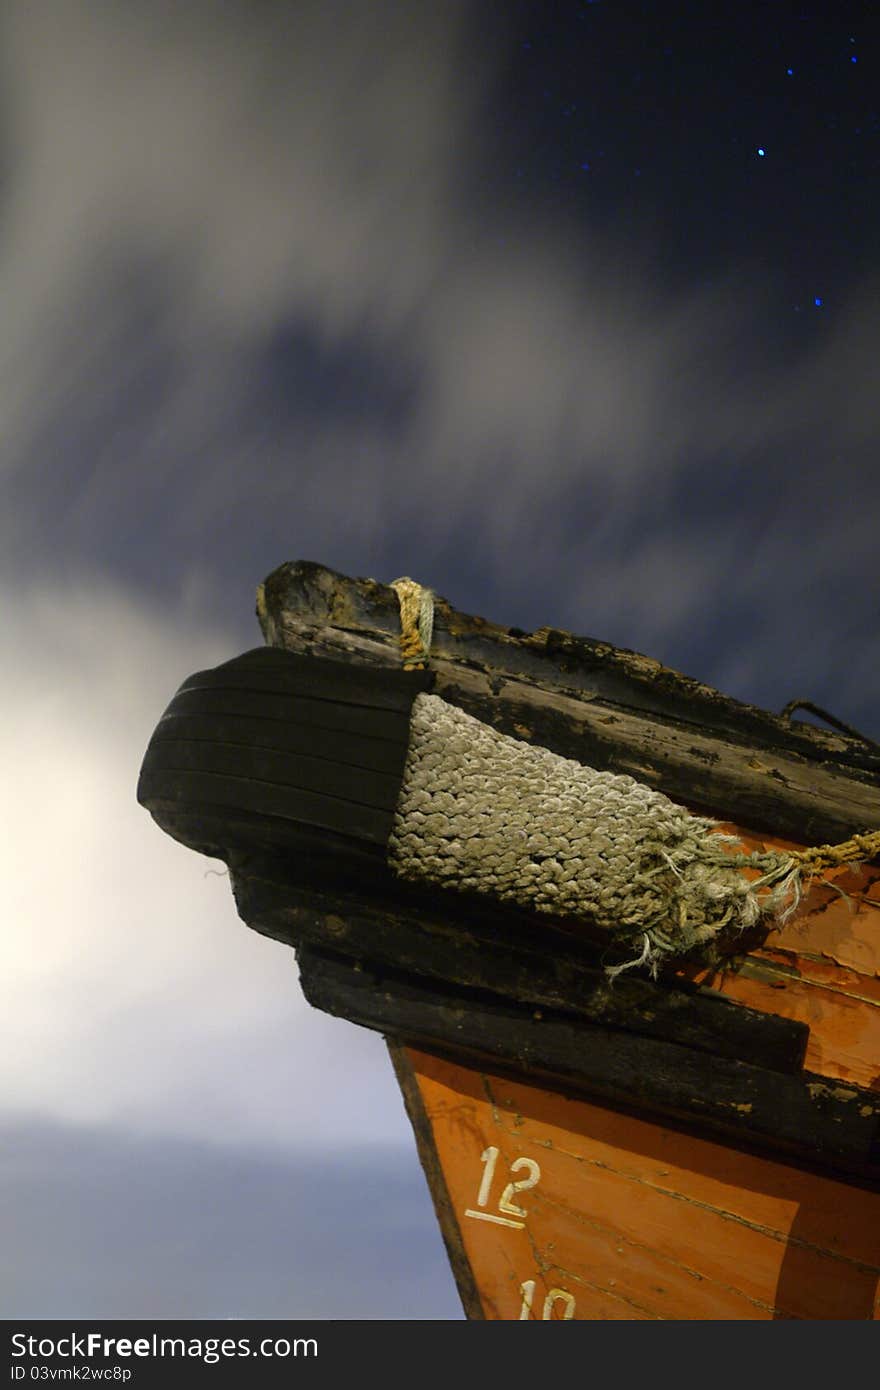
392,1044,880,1320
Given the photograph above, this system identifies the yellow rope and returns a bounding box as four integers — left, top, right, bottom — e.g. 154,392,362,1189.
788,828,880,875
391,577,434,670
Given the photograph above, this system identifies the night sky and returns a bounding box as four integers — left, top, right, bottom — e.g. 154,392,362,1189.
4,1,879,1319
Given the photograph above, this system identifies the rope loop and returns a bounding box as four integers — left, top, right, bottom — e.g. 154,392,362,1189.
391,577,434,670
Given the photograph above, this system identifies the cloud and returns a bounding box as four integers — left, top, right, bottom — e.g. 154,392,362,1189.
2,0,875,585
1,578,417,1150
0,3,876,743
0,0,476,454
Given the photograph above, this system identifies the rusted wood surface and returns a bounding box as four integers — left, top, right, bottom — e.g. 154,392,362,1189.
675,826,880,1092
258,561,880,845
296,946,880,1181
231,852,809,1072
396,1046,880,1320
690,952,880,1096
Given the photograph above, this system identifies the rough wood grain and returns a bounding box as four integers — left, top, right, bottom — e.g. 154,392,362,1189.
259,560,880,845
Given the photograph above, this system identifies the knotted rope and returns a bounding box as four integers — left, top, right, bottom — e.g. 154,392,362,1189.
788,830,880,876
391,578,434,670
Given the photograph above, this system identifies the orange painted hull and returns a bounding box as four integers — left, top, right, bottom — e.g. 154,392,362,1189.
395,1047,880,1320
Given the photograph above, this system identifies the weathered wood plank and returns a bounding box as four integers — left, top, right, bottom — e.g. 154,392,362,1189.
138,566,879,1100
260,560,880,767
258,561,880,845
231,853,809,1072
296,945,880,1181
431,667,880,846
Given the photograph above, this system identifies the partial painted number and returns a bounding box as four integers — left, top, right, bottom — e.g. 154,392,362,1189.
475,1146,500,1208
498,1157,541,1218
519,1280,576,1320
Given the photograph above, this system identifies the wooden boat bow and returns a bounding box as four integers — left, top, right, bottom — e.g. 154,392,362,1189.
138,561,880,1319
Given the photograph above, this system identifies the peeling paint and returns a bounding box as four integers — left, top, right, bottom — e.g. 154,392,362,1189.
808,1082,858,1103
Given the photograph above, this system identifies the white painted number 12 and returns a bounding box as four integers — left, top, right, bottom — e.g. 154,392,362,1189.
464,1146,542,1230
478,1145,541,1216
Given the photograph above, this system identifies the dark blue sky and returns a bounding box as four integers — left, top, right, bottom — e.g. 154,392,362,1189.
1,1118,460,1319
4,0,878,1320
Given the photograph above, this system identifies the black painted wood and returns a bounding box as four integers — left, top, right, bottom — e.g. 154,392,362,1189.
137,646,431,857
138,766,394,845
231,853,809,1073
166,684,417,743
181,645,432,712
150,712,408,775
297,946,880,1183
141,739,404,812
